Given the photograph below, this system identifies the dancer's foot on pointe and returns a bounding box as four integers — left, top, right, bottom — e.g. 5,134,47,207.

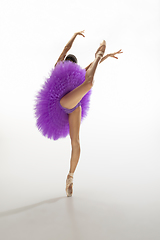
66,173,74,197
95,40,106,59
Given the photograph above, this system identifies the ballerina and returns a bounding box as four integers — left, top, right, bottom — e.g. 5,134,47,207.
35,30,123,197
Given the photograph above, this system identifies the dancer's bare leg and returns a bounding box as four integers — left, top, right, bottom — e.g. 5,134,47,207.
66,106,81,196
68,107,81,174
60,41,106,109
65,40,106,196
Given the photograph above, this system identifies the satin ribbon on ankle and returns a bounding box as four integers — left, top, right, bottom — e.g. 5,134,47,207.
68,172,74,177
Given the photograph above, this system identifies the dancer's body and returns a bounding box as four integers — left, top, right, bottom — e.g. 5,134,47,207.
55,30,122,196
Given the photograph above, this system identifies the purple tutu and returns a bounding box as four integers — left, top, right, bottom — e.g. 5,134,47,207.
34,61,92,140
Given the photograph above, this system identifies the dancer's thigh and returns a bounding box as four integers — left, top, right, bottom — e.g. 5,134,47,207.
60,82,91,109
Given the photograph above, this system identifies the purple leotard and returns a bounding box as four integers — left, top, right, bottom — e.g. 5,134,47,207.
60,102,81,114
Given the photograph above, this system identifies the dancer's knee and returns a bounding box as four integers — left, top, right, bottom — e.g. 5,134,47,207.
84,75,94,88
71,138,80,150
60,97,65,108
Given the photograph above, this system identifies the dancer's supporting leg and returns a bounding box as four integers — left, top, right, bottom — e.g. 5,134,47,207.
66,106,81,196
60,40,106,110
69,106,81,173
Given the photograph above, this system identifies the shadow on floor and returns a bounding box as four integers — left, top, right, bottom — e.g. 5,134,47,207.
0,196,66,217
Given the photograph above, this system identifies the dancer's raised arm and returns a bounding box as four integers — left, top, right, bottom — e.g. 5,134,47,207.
84,49,123,70
85,62,93,71
55,30,85,67
99,49,123,63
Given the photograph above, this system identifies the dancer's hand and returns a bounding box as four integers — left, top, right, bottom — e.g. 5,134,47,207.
100,49,123,63
75,30,85,37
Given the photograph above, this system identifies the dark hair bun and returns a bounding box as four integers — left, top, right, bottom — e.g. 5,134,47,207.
65,54,77,63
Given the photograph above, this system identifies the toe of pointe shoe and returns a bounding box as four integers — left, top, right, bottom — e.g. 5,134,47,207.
95,40,106,57
66,174,74,197
66,183,73,197
101,40,106,46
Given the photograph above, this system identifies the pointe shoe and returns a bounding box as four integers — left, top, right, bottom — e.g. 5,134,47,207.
66,173,74,197
95,40,106,58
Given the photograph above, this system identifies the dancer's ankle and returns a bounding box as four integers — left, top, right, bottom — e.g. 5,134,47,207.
68,172,74,178
95,55,101,61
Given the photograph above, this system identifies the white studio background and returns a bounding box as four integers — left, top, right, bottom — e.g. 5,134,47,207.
0,0,160,238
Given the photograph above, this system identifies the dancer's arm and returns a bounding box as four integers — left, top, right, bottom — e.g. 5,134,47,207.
55,30,85,67
84,49,123,70
99,49,123,63
85,62,93,71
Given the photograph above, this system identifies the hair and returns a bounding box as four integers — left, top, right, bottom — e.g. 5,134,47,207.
65,54,77,64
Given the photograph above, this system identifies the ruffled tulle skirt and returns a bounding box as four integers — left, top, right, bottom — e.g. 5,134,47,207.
34,61,91,140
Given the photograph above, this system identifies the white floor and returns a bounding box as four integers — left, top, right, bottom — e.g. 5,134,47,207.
0,170,160,240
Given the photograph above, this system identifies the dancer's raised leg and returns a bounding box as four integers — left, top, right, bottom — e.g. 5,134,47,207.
60,40,106,109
